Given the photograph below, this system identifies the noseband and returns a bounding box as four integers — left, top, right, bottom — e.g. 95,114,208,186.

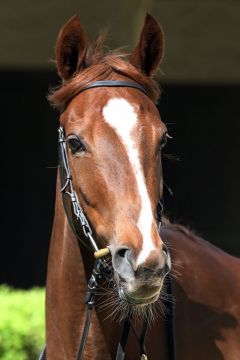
40,80,175,360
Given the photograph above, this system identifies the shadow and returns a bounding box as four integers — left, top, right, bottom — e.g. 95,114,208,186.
173,281,239,360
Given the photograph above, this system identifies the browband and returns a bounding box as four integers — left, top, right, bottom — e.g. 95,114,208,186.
80,80,147,95
61,80,148,112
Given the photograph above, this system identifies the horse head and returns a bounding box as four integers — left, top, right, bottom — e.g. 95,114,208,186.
49,14,171,311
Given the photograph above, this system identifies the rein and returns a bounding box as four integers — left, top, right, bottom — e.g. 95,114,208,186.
40,80,175,360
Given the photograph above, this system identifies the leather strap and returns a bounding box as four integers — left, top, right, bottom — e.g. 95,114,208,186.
77,305,93,360
61,80,148,112
165,276,176,360
80,80,147,95
38,346,46,360
116,314,132,360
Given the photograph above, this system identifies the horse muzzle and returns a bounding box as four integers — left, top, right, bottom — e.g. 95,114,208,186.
111,244,171,305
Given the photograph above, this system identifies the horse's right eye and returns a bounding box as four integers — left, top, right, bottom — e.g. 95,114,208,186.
67,135,86,154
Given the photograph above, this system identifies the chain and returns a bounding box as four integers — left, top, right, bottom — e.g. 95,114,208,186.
58,126,99,253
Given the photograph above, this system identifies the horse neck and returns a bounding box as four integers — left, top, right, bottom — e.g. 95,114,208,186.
46,171,111,360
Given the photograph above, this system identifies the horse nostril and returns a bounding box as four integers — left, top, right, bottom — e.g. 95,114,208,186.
117,248,129,258
114,246,131,266
162,243,168,257
162,244,171,275
112,246,134,281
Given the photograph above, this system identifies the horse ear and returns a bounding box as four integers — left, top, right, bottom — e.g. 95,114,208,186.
130,14,164,76
55,15,88,81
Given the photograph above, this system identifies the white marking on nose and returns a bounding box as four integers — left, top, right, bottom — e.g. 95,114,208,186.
102,98,155,266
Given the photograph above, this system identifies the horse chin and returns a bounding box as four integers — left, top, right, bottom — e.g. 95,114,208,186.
118,284,161,306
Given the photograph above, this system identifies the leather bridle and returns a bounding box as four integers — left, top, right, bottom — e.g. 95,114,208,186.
40,80,175,360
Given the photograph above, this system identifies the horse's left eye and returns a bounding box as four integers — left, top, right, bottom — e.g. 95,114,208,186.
67,135,86,154
159,136,167,150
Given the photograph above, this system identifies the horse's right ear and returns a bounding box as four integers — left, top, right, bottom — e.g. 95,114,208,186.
55,15,88,81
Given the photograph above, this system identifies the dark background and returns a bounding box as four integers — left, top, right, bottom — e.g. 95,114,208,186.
1,1,239,288
1,70,239,288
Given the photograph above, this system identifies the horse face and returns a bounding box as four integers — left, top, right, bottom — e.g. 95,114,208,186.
54,14,171,308
61,86,171,306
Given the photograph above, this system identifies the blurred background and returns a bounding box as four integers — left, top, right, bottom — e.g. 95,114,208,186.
1,0,240,289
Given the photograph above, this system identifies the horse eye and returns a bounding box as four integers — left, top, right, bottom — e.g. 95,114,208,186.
67,135,86,154
159,136,167,150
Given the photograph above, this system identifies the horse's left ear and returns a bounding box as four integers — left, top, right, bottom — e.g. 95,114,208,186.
55,15,88,81
130,14,164,76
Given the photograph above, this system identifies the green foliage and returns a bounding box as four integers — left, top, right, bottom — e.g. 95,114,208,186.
0,285,45,360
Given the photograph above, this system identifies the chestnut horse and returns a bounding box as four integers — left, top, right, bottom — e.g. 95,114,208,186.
45,14,240,360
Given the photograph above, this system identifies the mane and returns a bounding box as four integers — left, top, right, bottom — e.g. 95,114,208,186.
48,35,161,110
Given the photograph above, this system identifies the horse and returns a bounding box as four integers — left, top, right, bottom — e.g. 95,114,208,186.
45,14,240,360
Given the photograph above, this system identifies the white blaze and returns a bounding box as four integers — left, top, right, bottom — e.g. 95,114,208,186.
102,98,155,265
